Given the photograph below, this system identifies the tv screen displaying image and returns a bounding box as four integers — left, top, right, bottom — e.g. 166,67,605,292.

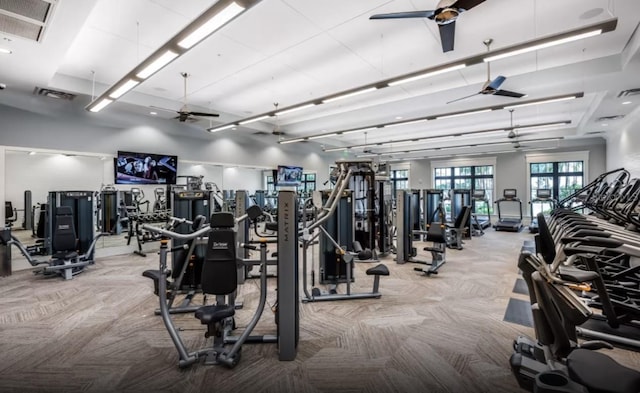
276,165,303,187
115,151,178,185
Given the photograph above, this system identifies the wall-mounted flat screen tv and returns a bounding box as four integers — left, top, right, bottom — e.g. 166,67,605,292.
275,165,303,187
114,151,178,185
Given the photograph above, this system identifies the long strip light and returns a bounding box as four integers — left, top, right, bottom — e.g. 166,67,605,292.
484,30,603,63
177,2,246,49
324,120,571,152
323,87,378,103
0,47,11,54
86,0,261,113
109,79,140,99
208,18,615,133
356,137,564,158
435,108,493,120
388,64,467,86
280,92,581,145
504,95,579,109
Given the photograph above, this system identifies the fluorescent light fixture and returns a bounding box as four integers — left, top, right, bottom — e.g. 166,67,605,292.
324,147,348,152
308,133,338,140
515,121,571,131
279,138,306,144
388,64,466,86
150,111,158,115
322,87,378,103
178,2,245,49
89,98,113,113
484,30,602,63
0,47,11,54
29,151,36,155
238,114,272,125
504,95,578,109
109,79,140,99
136,50,179,79
342,127,377,135
208,124,236,133
622,101,632,105
275,103,317,116
385,119,428,128
436,109,492,120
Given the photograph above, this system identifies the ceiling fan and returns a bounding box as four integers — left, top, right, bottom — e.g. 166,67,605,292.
153,73,219,122
447,39,526,104
369,0,487,53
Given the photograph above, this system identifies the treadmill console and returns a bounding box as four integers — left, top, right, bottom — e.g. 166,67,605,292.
536,189,552,199
503,189,517,199
472,189,486,199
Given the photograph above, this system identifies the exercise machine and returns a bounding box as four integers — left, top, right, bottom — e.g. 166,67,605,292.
493,189,523,232
415,201,447,276
301,160,389,302
143,194,299,368
451,189,472,239
2,206,105,280
471,189,492,231
528,189,555,233
46,191,96,255
100,184,125,235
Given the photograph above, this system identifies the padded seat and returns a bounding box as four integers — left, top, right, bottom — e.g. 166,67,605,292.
195,305,235,325
567,348,640,393
53,251,78,260
558,266,599,283
366,264,389,276
265,222,278,232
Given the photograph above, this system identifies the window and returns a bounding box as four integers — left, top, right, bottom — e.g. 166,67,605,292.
434,165,494,210
390,169,409,198
529,160,583,215
301,173,316,195
265,172,316,196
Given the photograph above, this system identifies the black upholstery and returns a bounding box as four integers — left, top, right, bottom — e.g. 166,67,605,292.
536,214,557,265
426,222,446,244
531,271,640,392
5,201,17,226
52,206,78,259
366,264,389,276
567,349,640,393
195,212,238,326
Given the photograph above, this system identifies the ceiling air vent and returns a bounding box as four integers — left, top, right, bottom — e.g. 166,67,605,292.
33,86,76,101
0,0,55,42
617,88,640,98
596,115,625,122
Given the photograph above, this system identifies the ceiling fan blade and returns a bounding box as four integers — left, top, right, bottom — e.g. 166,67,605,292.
369,10,435,20
187,111,220,117
438,21,456,52
494,89,526,98
454,0,486,10
446,91,480,104
485,75,506,92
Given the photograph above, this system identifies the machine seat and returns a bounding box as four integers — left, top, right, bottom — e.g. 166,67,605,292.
567,348,640,393
195,305,235,325
265,222,278,232
366,264,389,276
557,266,600,283
52,251,78,260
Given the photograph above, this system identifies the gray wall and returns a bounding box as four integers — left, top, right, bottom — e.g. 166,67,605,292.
0,98,338,223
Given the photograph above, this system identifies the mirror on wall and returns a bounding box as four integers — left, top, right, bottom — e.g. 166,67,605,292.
3,149,269,266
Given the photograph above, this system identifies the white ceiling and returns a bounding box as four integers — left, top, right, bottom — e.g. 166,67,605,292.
1,0,639,159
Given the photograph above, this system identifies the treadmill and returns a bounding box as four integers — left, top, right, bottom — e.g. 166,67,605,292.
471,189,491,230
528,189,556,233
493,189,523,232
